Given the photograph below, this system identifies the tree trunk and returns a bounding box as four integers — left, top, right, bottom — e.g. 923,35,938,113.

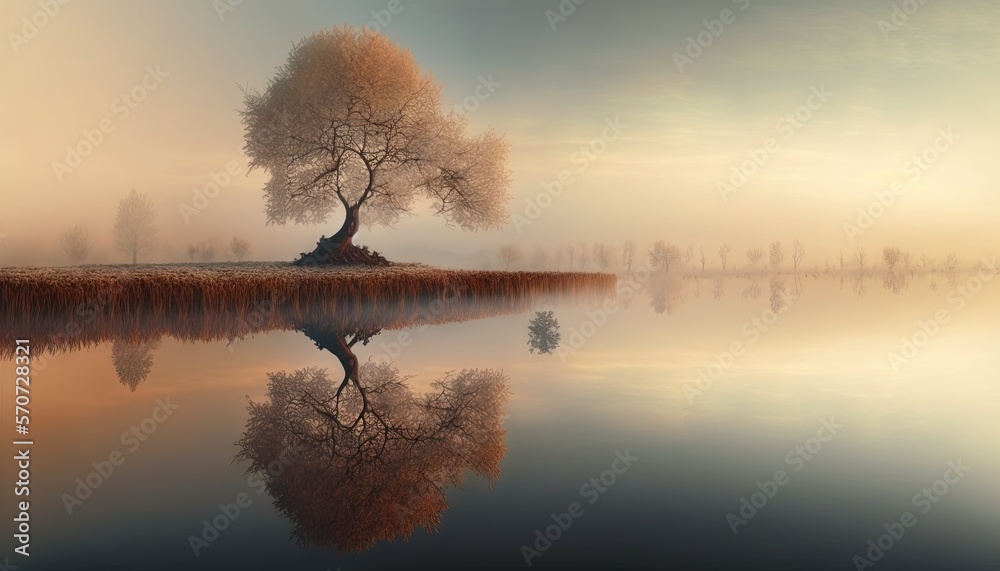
293,206,389,266
132,250,137,265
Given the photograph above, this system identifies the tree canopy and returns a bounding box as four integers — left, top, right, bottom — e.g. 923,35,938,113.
241,26,511,259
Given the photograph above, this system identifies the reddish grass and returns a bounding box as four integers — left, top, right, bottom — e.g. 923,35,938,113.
0,262,615,357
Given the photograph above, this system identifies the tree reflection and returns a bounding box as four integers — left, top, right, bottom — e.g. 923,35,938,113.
235,324,510,553
769,278,787,313
527,310,561,354
853,273,867,300
111,338,161,391
741,280,762,300
882,270,909,294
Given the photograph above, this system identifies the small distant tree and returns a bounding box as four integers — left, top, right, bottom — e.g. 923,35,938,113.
902,250,913,269
576,242,589,270
945,252,959,272
188,241,216,262
621,241,635,273
769,241,784,270
231,237,251,261
718,243,731,272
113,188,158,265
747,247,763,268
700,248,706,274
527,311,561,355
592,243,613,271
565,244,576,270
883,246,902,270
792,240,804,270
683,245,695,270
498,244,521,270
60,225,91,264
839,249,845,272
855,246,867,270
649,241,681,273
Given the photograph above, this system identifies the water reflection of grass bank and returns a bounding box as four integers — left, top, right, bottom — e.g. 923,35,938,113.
0,262,615,356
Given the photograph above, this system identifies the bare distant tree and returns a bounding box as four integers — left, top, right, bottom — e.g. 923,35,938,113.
855,246,867,270
945,252,959,272
649,240,682,273
680,245,694,271
919,253,932,270
839,249,845,272
769,241,784,270
231,237,251,261
883,246,902,270
902,250,913,270
621,241,635,273
592,243,613,271
242,27,510,266
747,247,763,268
553,246,565,270
498,244,521,270
791,240,804,270
700,248,706,274
113,188,158,265
719,243,731,272
60,225,90,264
576,242,589,270
565,244,576,270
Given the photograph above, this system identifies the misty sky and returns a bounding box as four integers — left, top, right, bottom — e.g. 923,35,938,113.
2,0,998,266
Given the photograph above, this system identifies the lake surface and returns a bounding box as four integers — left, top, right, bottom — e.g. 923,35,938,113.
3,269,998,570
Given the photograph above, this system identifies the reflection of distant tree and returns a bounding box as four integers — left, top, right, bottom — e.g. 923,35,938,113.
792,275,803,298
713,277,725,300
882,271,909,294
527,311,561,354
648,278,667,314
236,362,509,553
647,272,684,315
769,279,787,313
853,273,867,300
111,338,161,391
741,281,762,300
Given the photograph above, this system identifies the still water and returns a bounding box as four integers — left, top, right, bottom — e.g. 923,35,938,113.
3,270,999,570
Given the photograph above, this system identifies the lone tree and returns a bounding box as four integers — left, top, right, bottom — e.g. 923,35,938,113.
60,225,91,264
113,188,158,265
241,26,511,265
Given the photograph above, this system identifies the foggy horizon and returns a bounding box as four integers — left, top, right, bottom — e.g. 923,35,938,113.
3,0,999,268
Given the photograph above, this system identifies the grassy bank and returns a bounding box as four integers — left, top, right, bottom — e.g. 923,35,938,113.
0,262,616,357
